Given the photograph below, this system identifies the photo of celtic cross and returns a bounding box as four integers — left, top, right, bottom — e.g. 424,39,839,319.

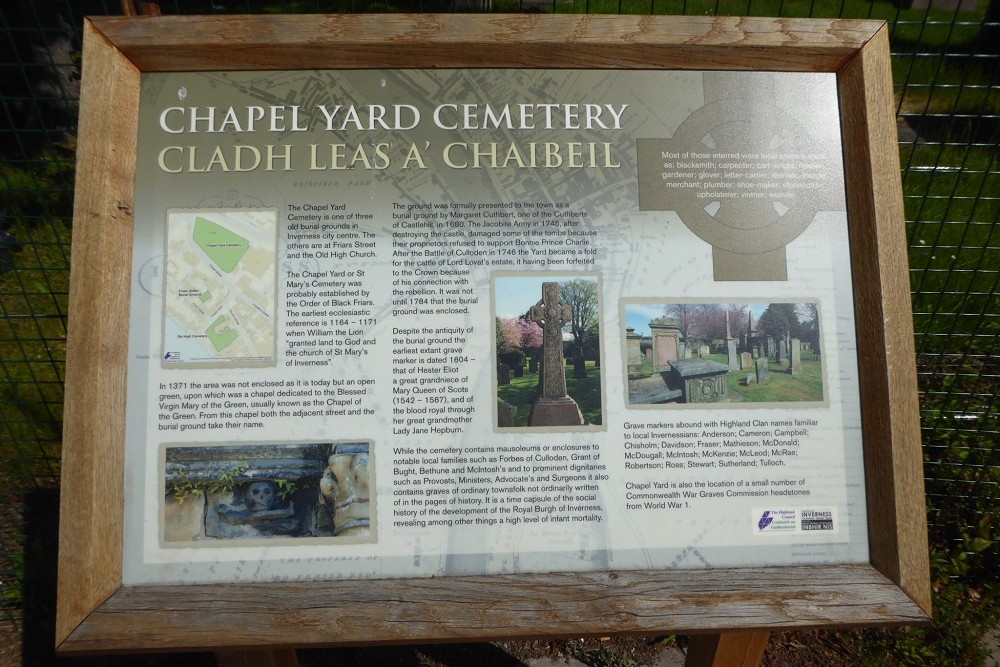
493,274,605,430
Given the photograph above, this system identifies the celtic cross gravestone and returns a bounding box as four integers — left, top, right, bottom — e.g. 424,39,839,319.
528,282,584,426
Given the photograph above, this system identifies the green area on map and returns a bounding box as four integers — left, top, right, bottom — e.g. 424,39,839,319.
193,216,250,273
206,314,239,352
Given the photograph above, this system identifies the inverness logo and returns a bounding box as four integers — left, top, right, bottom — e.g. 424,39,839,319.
164,351,179,360
757,511,774,531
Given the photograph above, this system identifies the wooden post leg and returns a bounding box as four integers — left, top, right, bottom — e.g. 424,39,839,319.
215,649,299,667
684,631,770,667
119,0,162,16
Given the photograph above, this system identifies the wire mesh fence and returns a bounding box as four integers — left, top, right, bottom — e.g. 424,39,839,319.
1,0,997,662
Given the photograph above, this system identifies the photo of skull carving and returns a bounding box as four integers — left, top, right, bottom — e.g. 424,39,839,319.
163,441,374,544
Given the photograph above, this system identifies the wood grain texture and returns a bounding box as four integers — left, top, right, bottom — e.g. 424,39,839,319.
59,565,926,653
685,632,770,667
89,14,883,72
56,19,139,647
837,25,932,615
120,0,163,16
58,15,930,654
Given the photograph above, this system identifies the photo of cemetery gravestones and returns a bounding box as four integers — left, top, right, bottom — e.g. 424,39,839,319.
624,302,823,406
494,275,604,428
163,441,373,544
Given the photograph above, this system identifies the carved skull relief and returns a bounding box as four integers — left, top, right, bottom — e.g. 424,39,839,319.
246,481,275,512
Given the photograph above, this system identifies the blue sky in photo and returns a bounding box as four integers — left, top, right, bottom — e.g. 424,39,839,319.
494,275,597,319
625,303,770,338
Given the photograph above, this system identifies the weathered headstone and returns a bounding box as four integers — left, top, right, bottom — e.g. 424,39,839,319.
755,356,769,384
573,356,588,379
727,339,738,371
497,398,518,427
698,344,710,358
649,317,682,371
742,373,756,386
775,339,784,364
528,282,584,426
725,310,737,370
528,356,538,373
740,351,752,370
626,327,644,378
789,337,802,375
513,364,523,378
497,363,510,386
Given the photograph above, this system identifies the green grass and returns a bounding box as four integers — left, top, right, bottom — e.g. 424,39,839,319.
904,141,1000,349
497,361,602,426
0,214,71,489
724,354,824,403
633,353,823,403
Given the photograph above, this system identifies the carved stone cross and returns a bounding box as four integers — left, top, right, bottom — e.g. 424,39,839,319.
530,282,573,400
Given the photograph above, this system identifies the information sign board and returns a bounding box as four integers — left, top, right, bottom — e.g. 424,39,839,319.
58,14,930,654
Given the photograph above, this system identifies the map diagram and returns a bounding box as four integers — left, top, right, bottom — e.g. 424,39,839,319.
163,208,277,367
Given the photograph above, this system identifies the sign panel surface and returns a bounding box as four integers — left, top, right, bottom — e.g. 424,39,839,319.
124,68,867,585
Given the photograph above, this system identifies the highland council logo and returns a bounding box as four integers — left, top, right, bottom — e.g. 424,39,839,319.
753,508,797,534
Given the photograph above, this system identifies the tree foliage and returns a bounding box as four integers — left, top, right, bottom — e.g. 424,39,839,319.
692,304,726,341
757,303,799,339
727,304,749,338
663,303,695,340
495,317,505,353
795,303,820,344
497,317,523,352
559,279,599,346
517,317,544,350
664,303,748,342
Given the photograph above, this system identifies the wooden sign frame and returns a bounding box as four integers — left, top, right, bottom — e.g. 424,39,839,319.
58,14,930,654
